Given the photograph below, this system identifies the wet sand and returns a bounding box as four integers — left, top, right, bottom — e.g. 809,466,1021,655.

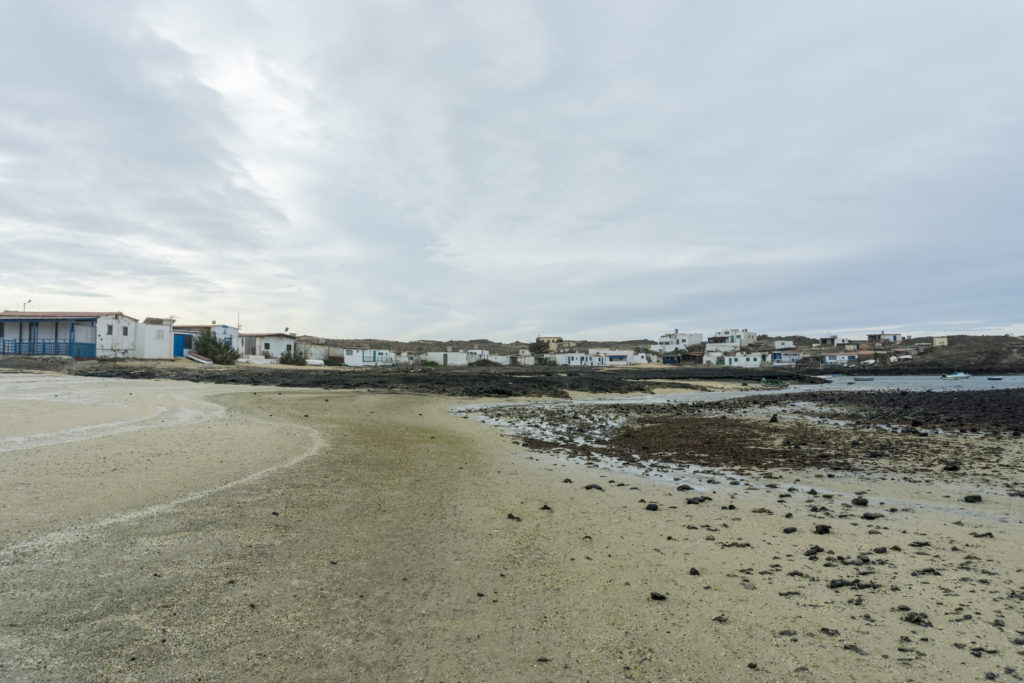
2,372,1023,681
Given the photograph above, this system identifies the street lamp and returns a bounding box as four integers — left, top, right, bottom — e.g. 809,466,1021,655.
22,299,31,311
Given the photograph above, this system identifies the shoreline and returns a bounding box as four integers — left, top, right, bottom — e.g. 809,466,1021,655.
2,373,1023,680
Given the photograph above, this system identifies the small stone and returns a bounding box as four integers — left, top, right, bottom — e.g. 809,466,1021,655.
645,503,659,511
904,612,933,627
814,525,831,535
689,567,700,576
851,497,868,506
862,512,884,520
964,494,983,503
783,527,797,534
650,592,667,601
540,504,552,511
712,614,728,623
747,662,758,669
507,513,521,521
584,484,604,491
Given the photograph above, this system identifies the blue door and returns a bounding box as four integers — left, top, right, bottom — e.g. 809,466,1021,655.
173,333,187,357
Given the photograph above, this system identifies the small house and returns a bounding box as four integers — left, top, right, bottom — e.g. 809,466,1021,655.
239,332,296,360
0,310,139,359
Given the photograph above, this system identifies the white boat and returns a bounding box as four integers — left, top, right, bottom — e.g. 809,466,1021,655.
941,372,971,380
185,350,214,365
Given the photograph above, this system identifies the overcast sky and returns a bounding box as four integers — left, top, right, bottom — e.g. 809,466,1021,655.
2,1,1022,341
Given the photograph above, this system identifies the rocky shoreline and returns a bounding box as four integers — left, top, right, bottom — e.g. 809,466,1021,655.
55,360,824,397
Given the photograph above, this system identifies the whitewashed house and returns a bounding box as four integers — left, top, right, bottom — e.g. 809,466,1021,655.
510,351,536,366
489,355,512,366
588,348,634,365
703,351,769,368
867,331,904,344
554,353,608,367
0,310,140,359
773,340,795,350
424,351,470,366
771,350,802,368
174,324,241,358
822,353,859,366
338,348,396,366
240,332,296,360
136,318,175,359
652,330,703,353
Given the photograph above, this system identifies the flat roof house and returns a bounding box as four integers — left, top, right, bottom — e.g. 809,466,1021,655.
0,310,139,359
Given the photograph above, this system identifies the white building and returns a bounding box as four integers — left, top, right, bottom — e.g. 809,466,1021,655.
822,353,859,366
652,329,703,353
867,331,904,344
703,351,769,368
136,317,175,359
337,348,396,366
174,324,242,355
240,333,296,360
424,351,470,366
0,310,141,359
553,353,608,367
587,348,634,365
771,350,802,368
773,340,795,350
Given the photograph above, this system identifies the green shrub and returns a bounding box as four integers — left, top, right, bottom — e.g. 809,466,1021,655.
193,330,240,365
421,360,441,368
278,349,307,366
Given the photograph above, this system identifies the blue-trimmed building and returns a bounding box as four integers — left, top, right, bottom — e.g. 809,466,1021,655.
0,311,139,359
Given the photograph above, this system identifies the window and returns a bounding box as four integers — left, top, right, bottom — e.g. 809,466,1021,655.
346,349,353,355
107,324,113,335
122,326,128,336
286,344,292,353
0,323,4,337
264,343,270,350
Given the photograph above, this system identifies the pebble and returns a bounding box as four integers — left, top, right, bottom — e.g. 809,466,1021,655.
783,527,797,534
645,503,659,511
650,592,667,601
964,494,983,503
814,525,831,535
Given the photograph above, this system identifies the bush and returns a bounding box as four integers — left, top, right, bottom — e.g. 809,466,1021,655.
193,330,240,365
278,349,307,366
421,360,441,368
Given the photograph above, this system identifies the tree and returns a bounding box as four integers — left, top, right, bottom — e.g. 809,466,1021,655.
528,339,549,355
193,330,240,365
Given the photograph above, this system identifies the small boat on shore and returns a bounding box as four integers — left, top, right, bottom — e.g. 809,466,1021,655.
853,377,874,382
988,376,1003,381
760,377,790,388
185,350,213,365
941,372,971,380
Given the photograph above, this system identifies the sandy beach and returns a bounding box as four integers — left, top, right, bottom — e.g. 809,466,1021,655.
2,370,1023,681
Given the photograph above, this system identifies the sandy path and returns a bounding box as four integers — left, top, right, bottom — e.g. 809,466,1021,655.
2,373,1023,681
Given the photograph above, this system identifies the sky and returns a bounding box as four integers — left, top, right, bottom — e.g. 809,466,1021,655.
2,1,1022,342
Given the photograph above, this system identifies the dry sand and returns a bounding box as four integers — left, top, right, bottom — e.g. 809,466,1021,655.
2,371,1023,681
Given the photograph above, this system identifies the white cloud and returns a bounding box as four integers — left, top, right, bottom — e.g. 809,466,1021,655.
2,1,1022,339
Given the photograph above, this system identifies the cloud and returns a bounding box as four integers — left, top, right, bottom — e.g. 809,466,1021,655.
2,1,1022,339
